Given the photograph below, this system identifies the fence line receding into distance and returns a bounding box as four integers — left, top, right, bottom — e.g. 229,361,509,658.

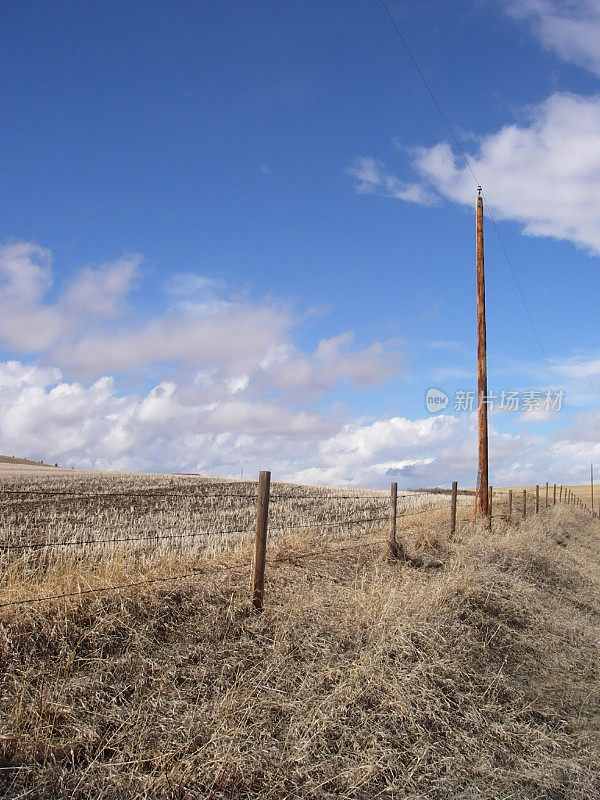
0,475,594,612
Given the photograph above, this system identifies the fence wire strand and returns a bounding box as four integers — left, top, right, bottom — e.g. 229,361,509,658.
0,515,394,553
0,570,208,609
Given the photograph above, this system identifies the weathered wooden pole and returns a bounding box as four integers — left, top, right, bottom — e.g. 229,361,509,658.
545,481,548,509
488,485,493,520
476,189,490,525
389,482,398,554
251,470,271,611
508,489,513,519
591,463,594,511
535,485,539,514
559,485,563,503
553,483,556,505
522,489,527,519
450,481,458,537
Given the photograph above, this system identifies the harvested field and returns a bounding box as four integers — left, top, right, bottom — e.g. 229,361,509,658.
0,470,598,798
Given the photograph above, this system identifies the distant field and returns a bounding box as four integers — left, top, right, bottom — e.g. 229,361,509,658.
0,464,457,580
0,454,60,471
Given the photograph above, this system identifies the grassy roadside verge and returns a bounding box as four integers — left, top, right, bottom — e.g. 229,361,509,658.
1,506,599,799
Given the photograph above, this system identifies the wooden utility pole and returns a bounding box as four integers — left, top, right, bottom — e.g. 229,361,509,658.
476,189,490,523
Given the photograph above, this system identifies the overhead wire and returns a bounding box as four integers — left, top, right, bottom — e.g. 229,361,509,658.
377,0,564,400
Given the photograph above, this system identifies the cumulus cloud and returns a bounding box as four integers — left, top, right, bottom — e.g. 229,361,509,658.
62,255,141,318
347,2,600,254
350,93,600,254
0,361,334,475
0,241,401,401
0,359,598,485
293,410,600,488
52,306,291,379
0,242,408,477
502,0,600,75
0,243,142,352
345,156,438,206
0,242,63,350
414,92,600,254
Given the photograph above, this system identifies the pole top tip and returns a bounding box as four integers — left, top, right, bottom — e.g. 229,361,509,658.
477,185,482,196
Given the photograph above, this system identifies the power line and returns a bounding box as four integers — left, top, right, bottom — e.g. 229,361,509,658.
377,0,564,403
378,0,479,187
482,199,568,401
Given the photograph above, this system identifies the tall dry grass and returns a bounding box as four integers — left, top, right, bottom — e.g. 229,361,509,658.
0,473,597,798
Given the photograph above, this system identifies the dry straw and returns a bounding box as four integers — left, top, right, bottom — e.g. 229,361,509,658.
0,471,598,798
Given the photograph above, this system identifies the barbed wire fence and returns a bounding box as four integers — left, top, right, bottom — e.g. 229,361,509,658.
0,474,593,612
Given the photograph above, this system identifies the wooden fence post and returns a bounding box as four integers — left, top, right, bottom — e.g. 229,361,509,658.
553,483,556,505
251,470,271,611
559,485,563,503
488,485,493,521
535,485,539,514
545,481,548,508
389,482,398,553
522,489,526,520
450,481,457,537
508,489,512,519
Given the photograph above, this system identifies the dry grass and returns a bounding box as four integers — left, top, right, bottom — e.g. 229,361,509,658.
0,472,598,798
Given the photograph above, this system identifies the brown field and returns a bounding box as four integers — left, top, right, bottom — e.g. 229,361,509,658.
0,467,598,798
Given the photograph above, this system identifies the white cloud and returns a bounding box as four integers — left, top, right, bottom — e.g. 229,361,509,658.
0,242,63,351
52,306,291,378
353,93,600,255
502,0,600,76
0,242,408,477
346,156,439,206
0,243,142,352
414,92,600,253
0,360,335,474
294,410,600,488
0,359,597,485
0,241,401,405
553,354,600,379
62,255,141,317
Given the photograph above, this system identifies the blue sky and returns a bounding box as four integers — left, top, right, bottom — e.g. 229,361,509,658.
2,0,600,487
